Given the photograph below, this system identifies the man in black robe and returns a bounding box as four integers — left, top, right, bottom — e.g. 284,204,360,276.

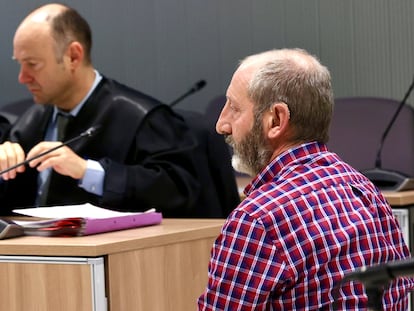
0,3,239,217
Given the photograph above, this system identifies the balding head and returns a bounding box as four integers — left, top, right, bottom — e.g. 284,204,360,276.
239,48,334,144
21,3,66,25
15,3,92,64
12,4,95,108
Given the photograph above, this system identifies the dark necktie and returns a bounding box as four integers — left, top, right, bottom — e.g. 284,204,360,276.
38,113,71,205
56,113,70,141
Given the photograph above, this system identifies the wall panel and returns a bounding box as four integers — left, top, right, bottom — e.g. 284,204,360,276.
0,1,413,112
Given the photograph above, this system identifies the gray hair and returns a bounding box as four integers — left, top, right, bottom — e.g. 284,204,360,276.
242,48,333,143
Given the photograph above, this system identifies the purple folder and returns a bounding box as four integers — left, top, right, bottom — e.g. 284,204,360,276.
20,212,163,237
82,212,162,235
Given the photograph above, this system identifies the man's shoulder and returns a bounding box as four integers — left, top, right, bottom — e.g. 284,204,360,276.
89,77,174,121
100,77,164,108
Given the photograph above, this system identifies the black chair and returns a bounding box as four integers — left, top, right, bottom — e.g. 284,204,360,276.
204,94,226,127
204,95,252,180
175,108,240,217
0,98,34,140
0,98,34,124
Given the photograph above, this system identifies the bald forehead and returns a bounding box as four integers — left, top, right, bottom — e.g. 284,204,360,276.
239,54,269,74
242,50,312,70
13,8,58,62
21,3,66,26
15,17,51,43
15,4,66,43
237,51,282,81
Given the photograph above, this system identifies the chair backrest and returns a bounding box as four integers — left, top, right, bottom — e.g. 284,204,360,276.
328,97,414,176
0,98,33,124
0,98,34,140
175,108,240,216
204,95,226,127
205,95,253,180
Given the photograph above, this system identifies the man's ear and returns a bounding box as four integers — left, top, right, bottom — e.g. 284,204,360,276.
66,41,83,69
266,102,290,139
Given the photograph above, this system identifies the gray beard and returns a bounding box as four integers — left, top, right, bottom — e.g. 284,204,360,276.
225,121,273,177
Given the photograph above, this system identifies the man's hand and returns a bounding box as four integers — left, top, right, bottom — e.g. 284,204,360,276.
0,142,26,180
27,142,87,180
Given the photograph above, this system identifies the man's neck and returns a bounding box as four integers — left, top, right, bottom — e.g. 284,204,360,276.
56,67,96,111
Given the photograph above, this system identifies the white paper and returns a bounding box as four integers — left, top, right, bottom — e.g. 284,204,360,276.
13,203,154,219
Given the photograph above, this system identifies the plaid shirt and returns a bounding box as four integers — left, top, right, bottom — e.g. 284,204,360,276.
198,142,414,310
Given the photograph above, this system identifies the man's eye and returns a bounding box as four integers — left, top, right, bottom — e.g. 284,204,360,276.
230,104,239,112
27,62,43,70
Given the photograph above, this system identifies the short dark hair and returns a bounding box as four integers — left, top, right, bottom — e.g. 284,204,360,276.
50,6,92,64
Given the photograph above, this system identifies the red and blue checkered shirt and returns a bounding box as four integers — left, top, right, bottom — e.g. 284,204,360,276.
198,142,414,310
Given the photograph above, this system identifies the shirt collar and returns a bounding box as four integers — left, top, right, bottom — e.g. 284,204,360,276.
244,141,329,196
52,70,103,121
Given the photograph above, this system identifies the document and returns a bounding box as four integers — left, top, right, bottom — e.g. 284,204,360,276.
10,204,162,237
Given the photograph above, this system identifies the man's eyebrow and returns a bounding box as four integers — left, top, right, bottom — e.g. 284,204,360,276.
12,56,40,62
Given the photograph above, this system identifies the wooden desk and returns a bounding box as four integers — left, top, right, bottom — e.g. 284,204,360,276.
0,218,224,311
381,191,414,254
382,190,414,206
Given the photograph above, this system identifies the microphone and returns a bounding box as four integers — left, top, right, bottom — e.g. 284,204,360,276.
0,125,101,175
339,258,414,311
169,79,207,107
342,257,414,286
362,76,414,191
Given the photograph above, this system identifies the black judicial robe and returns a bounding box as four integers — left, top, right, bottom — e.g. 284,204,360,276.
174,109,240,218
0,77,218,217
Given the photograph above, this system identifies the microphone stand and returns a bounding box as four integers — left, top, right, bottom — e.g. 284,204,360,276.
335,257,414,310
169,80,206,107
362,75,414,191
336,275,387,311
334,281,384,311
365,287,385,311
